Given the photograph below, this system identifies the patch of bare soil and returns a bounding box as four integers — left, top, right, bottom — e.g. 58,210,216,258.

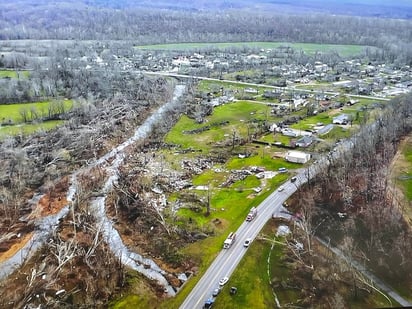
0,177,70,261
31,177,70,219
328,109,341,116
0,232,34,263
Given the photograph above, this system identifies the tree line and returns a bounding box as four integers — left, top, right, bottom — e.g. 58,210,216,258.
1,5,412,63
301,91,412,287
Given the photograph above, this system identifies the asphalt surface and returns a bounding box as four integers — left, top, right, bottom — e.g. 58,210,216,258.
145,71,390,102
180,172,309,309
180,144,412,308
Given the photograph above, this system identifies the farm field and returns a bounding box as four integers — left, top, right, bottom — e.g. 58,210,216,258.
135,42,370,56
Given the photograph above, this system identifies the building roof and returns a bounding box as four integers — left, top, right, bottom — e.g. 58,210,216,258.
333,114,349,121
317,124,334,135
286,150,310,159
296,136,313,144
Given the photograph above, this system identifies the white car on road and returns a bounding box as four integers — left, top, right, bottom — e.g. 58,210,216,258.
243,238,252,247
218,277,229,286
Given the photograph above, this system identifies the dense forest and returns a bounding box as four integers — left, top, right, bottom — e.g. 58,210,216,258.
1,2,412,63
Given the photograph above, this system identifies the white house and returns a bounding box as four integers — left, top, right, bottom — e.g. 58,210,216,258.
285,151,311,164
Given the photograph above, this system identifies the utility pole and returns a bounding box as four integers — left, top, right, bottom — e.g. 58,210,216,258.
206,181,211,216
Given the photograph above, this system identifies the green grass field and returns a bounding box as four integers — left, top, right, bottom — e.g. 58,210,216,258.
212,222,298,309
0,100,72,123
0,120,65,138
165,100,273,152
135,42,368,56
0,100,72,138
0,70,30,78
197,80,273,94
158,170,290,309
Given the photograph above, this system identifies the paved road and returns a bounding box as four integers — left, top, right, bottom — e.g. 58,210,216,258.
169,72,404,307
180,160,412,308
144,71,390,102
180,173,308,309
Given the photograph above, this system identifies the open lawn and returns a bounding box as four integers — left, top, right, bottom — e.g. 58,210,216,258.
212,233,277,309
135,42,368,56
197,79,272,95
0,100,72,124
165,101,274,152
0,100,72,138
226,153,299,171
0,120,65,138
0,70,30,78
290,112,332,130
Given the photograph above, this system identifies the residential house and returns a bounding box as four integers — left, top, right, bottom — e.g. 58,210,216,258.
245,88,258,94
333,114,349,125
317,124,334,135
295,136,314,148
281,128,298,137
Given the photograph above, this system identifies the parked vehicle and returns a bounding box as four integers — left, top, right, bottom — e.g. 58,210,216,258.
246,207,257,221
278,167,288,173
223,232,236,249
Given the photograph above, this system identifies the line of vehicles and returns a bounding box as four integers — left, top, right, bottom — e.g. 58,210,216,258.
206,207,259,307
222,206,258,250
206,178,296,308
